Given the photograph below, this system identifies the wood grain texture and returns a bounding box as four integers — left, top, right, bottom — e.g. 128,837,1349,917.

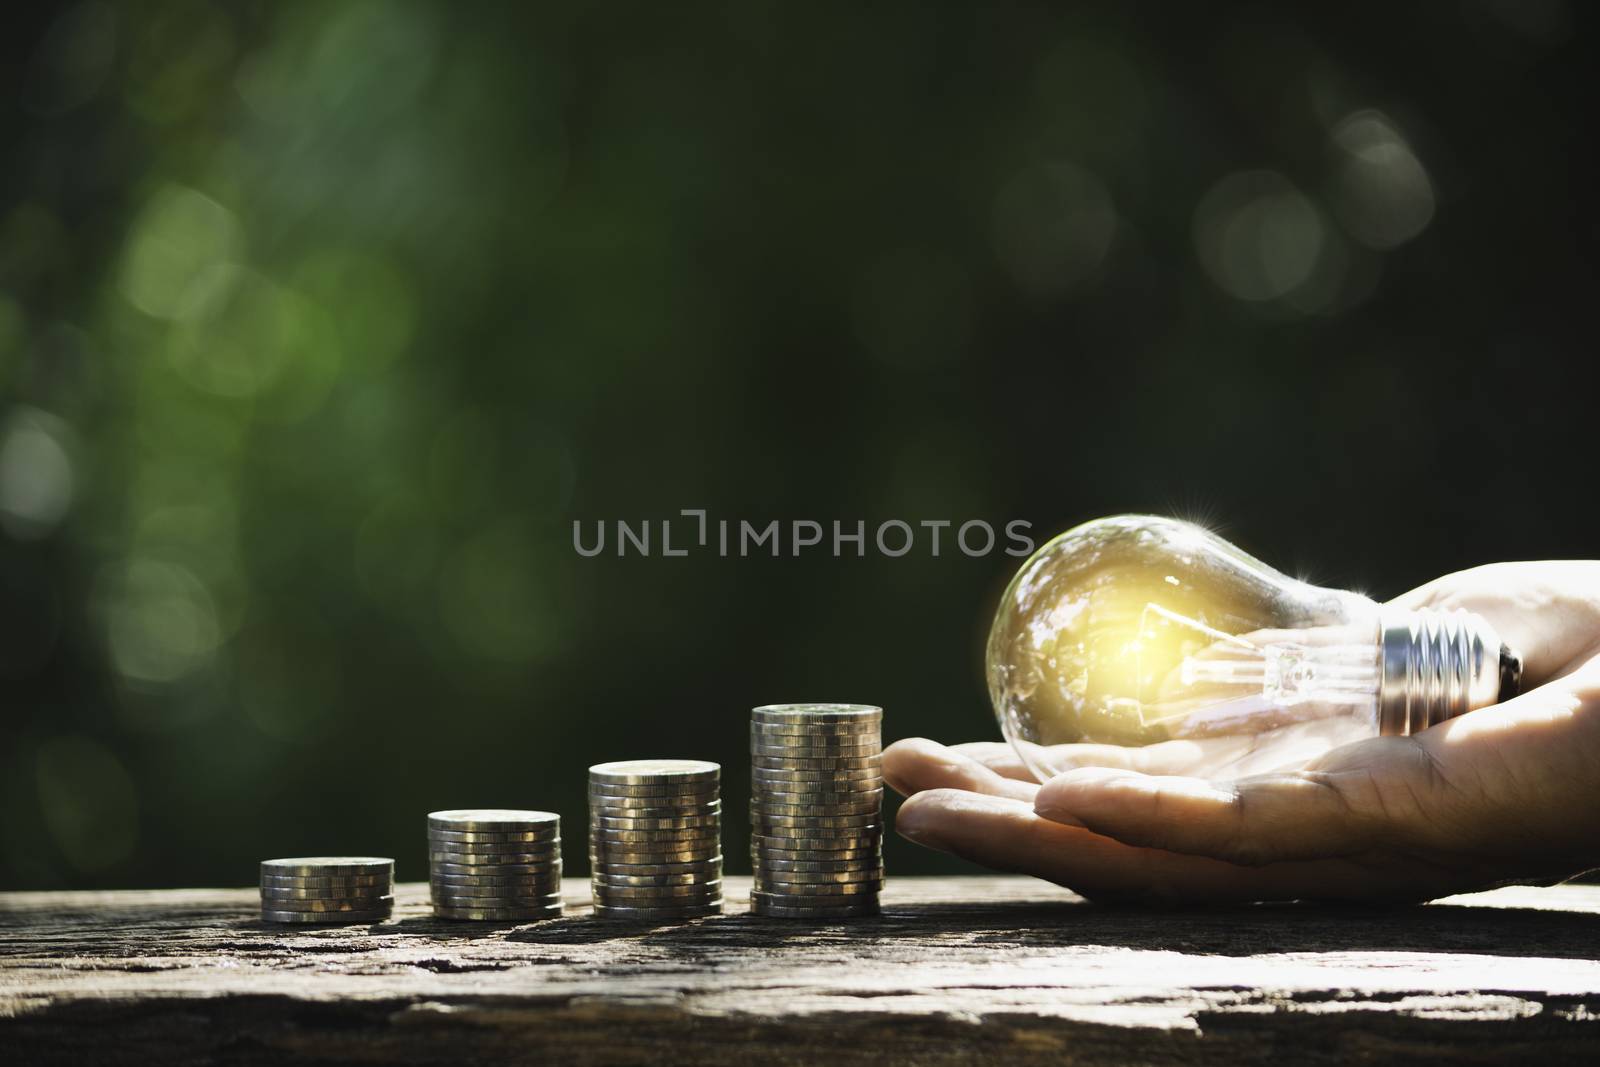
3,876,1599,1065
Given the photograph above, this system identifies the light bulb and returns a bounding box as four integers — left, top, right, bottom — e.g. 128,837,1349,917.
986,515,1522,781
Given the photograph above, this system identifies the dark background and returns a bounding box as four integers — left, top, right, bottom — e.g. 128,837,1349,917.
0,0,1592,889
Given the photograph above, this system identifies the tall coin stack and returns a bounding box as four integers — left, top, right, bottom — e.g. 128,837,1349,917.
589,760,723,921
750,704,884,918
428,809,564,921
259,857,394,924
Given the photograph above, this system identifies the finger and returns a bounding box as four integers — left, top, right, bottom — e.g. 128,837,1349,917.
1031,751,1406,866
947,741,1034,780
895,788,1385,903
883,738,1040,803
1388,561,1600,685
950,738,1254,778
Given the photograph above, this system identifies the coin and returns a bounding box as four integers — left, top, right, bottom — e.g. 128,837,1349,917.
428,857,560,870
429,859,561,876
752,763,883,780
587,786,722,803
750,797,883,818
432,904,564,922
753,876,881,894
750,900,879,919
750,889,880,908
432,888,564,905
751,833,882,852
589,847,720,865
259,873,391,890
753,855,883,872
589,858,724,876
589,826,720,845
753,772,884,789
428,828,561,846
261,907,394,924
750,812,882,830
260,857,392,877
590,814,721,831
752,785,884,803
595,883,726,902
259,885,395,900
258,894,398,912
591,869,722,887
431,879,563,896
749,728,881,743
750,725,881,741
749,754,882,771
590,856,719,872
585,799,721,817
589,759,720,784
591,902,722,920
751,703,881,722
427,809,560,832
754,869,883,887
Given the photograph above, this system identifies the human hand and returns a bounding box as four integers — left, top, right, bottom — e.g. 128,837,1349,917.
885,562,1600,903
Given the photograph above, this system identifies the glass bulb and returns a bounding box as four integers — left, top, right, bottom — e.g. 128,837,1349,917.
986,515,1520,781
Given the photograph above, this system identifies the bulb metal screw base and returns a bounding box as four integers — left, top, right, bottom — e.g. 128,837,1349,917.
1378,607,1518,736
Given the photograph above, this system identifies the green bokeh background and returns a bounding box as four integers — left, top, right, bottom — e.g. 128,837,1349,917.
1,1,1592,889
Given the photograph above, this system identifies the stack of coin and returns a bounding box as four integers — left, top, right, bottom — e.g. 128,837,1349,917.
589,760,723,920
259,857,394,924
750,704,884,918
428,809,563,922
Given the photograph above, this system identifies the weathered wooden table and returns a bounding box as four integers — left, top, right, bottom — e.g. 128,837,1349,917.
2,876,1597,1064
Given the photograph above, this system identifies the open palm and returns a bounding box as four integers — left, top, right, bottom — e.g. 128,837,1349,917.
886,562,1600,903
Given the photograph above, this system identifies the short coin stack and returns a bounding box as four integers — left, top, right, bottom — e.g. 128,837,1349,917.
589,760,723,920
259,857,394,923
750,704,884,918
428,809,563,921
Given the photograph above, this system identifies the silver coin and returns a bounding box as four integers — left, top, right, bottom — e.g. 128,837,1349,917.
752,765,883,782
431,878,563,895
754,824,883,843
589,759,720,784
585,799,721,816
751,703,881,721
591,902,723,920
427,809,560,833
257,894,397,912
432,888,564,905
750,900,879,919
431,903,564,922
589,814,721,831
261,907,394,924
592,851,723,870
589,842,718,858
750,770,883,786
593,880,724,900
585,783,723,799
589,858,724,876
752,825,889,838
753,870,884,888
259,885,396,901
751,889,881,907
749,732,880,747
432,857,563,876
260,857,392,877
751,832,882,851
425,857,563,870
753,849,882,866
750,800,882,817
752,855,883,872
752,723,883,739
748,729,881,745
259,873,392,890
753,876,882,894
748,753,882,768
428,827,561,845
751,785,884,804
751,773,885,790
591,869,722,887
589,827,720,846
749,751,881,765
